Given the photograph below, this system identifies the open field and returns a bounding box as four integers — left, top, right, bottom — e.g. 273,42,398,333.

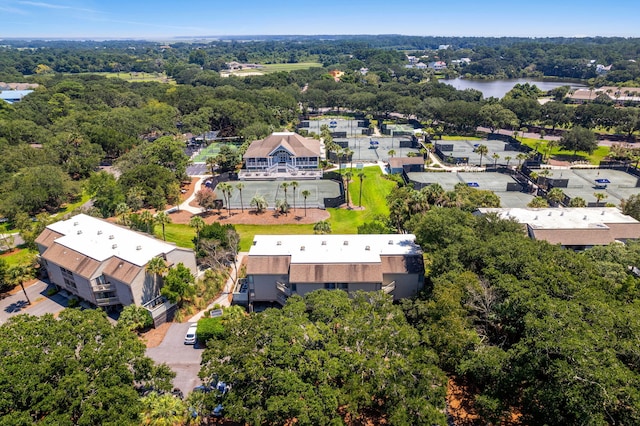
62,71,175,84
224,62,323,76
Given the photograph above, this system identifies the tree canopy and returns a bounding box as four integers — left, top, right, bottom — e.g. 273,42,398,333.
0,309,174,425
200,290,447,425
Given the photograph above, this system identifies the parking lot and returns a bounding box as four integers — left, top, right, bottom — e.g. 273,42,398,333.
145,322,204,395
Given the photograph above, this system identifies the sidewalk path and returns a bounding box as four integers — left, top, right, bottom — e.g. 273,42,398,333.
171,176,207,214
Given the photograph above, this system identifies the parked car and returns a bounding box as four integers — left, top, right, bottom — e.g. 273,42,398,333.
184,324,198,345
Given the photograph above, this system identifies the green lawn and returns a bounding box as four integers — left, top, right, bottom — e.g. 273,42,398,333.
1,248,36,267
154,223,195,249
519,137,610,164
438,135,483,141
62,71,175,84
262,62,323,72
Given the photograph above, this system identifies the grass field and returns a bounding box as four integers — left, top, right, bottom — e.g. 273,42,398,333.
1,248,36,267
63,71,175,84
225,62,323,76
519,137,610,164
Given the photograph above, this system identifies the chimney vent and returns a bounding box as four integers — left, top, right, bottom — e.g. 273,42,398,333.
112,244,117,249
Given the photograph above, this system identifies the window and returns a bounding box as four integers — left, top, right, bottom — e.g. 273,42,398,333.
95,275,107,285
291,283,297,292
63,278,77,289
325,283,347,290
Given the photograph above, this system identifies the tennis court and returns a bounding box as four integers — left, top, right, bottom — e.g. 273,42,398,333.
213,180,341,209
191,142,239,163
435,139,524,166
407,171,534,208
332,136,421,162
535,168,640,206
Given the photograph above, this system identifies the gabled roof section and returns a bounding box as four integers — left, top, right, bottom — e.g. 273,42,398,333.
290,263,382,283
102,257,143,284
35,228,64,248
244,132,321,159
268,138,296,157
42,243,101,278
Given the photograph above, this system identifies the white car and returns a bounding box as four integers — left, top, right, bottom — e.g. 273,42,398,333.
184,324,198,345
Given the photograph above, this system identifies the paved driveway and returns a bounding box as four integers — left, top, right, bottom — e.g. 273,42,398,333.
0,280,67,325
146,322,204,395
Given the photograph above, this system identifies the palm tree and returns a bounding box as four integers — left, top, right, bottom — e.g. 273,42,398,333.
235,183,245,212
388,149,396,158
8,264,32,305
115,202,130,226
217,182,232,216
594,192,608,207
189,215,205,248
547,188,565,206
545,139,559,162
290,181,299,213
301,189,311,216
474,144,488,167
357,172,365,207
313,220,331,234
569,196,587,207
154,211,172,241
346,149,354,170
250,195,268,213
516,152,528,169
504,156,512,168
146,256,167,293
527,196,549,208
206,156,217,177
140,210,154,234
280,182,290,205
492,152,500,168
276,199,289,216
344,171,353,208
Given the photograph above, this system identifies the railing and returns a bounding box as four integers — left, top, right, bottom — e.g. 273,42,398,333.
382,281,396,294
92,283,116,292
95,296,120,306
276,281,292,297
276,293,288,306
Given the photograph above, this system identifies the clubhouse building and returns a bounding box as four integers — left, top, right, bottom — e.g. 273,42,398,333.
240,132,322,179
240,234,425,307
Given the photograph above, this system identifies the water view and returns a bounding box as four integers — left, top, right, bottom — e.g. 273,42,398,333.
442,77,586,99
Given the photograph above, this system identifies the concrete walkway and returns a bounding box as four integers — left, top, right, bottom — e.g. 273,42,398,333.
171,175,207,214
188,252,248,322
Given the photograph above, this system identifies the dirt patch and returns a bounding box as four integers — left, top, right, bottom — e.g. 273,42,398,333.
169,208,330,226
140,322,171,348
180,177,199,202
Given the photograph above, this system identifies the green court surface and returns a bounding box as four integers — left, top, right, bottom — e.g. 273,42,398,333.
214,180,341,209
191,143,237,163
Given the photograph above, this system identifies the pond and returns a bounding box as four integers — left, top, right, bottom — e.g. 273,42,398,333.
442,77,586,99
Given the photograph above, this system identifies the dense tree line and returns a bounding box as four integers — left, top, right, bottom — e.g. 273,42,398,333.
0,309,175,424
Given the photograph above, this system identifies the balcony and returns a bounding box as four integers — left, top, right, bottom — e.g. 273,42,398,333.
382,281,396,294
95,296,120,306
276,281,292,297
92,283,116,292
276,293,288,306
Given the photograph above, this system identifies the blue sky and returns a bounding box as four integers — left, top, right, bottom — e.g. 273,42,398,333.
1,0,638,39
